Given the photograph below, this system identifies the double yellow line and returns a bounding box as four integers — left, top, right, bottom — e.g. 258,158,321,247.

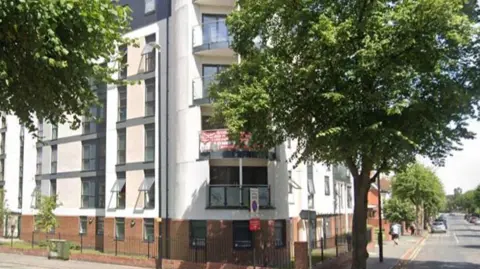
392,234,429,269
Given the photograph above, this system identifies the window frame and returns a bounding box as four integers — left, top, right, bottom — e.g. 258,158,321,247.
118,86,127,121
347,185,353,209
144,124,155,162
51,124,58,140
144,0,155,14
324,176,331,196
274,220,286,248
82,142,96,171
116,172,126,209
190,220,207,248
36,147,42,175
51,145,57,174
143,170,155,209
115,217,125,241
143,218,155,242
119,45,127,78
232,221,252,249
143,34,156,73
145,78,155,116
117,129,126,164
50,179,56,197
79,216,88,235
81,178,96,209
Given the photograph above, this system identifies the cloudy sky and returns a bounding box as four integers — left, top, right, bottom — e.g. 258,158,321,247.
419,119,480,195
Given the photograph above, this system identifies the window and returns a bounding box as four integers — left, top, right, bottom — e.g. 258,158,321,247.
115,218,125,241
307,164,315,194
0,159,3,182
51,145,57,174
288,171,293,194
34,180,41,208
145,79,155,116
81,178,96,208
98,140,106,170
287,139,291,149
233,221,252,249
141,170,155,209
36,147,42,174
116,172,126,209
118,86,127,121
80,216,88,234
274,220,286,247
201,115,225,130
0,133,5,154
347,185,352,209
324,176,330,196
202,65,228,96
144,124,154,162
117,129,126,164
38,119,43,137
50,179,56,197
143,34,156,73
119,45,127,78
96,217,104,235
202,14,228,44
98,179,105,208
145,0,155,13
52,125,58,140
190,220,206,247
82,142,96,171
83,106,98,134
308,194,314,209
143,218,154,242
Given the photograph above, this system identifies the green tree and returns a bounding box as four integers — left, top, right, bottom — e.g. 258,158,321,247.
210,2,480,266
383,198,416,224
0,189,8,231
392,163,445,229
35,196,59,234
473,186,480,211
458,190,477,213
0,0,132,131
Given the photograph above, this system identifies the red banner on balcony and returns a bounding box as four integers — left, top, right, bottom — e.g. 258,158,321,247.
200,129,251,153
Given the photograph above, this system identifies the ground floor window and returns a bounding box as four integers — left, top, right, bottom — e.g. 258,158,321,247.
115,218,125,241
274,220,286,247
79,216,88,234
143,218,154,242
233,221,252,249
190,220,206,247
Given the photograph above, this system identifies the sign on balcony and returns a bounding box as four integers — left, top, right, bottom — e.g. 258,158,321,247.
200,129,251,153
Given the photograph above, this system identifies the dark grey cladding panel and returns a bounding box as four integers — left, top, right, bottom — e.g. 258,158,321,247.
115,162,155,172
36,170,105,180
119,0,159,30
116,116,155,129
37,132,106,147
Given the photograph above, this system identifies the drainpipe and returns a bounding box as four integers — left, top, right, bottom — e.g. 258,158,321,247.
165,0,172,258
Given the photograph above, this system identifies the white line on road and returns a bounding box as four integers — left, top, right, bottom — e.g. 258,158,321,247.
453,232,460,245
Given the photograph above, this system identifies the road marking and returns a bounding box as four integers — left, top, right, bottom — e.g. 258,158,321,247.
453,232,459,245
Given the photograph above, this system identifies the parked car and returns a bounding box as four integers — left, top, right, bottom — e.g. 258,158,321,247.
436,217,448,229
431,221,447,233
475,218,480,225
465,214,471,220
470,216,478,224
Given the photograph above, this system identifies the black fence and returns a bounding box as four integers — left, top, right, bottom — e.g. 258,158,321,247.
165,237,293,269
311,233,353,263
29,232,160,258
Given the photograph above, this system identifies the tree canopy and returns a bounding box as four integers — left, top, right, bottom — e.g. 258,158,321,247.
210,1,479,267
35,195,59,234
392,163,446,215
0,0,131,131
383,197,416,224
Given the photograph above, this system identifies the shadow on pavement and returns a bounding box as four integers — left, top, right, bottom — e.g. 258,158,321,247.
462,245,480,249
450,229,477,232
405,260,480,269
456,234,480,238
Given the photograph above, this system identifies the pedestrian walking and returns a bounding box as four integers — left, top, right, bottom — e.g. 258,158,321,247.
410,222,416,236
391,222,401,245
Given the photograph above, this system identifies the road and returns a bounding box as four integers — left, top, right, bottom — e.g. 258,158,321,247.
405,214,480,269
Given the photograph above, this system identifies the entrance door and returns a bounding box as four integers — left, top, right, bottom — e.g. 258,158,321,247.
95,217,104,251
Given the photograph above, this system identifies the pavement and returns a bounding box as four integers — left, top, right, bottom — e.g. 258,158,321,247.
404,214,480,269
366,233,424,269
0,252,145,269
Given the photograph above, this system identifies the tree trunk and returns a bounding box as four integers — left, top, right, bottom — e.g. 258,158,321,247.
351,175,370,269
415,205,419,235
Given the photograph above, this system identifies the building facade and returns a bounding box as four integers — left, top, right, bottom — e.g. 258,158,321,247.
0,0,353,263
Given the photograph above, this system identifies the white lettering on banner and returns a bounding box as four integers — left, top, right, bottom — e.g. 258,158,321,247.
199,129,251,153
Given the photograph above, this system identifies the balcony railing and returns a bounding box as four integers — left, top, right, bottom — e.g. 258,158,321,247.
192,20,233,52
207,184,271,208
192,75,216,104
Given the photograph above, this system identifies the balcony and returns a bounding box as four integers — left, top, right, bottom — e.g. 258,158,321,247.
199,129,276,160
207,185,272,209
193,0,235,7
192,75,215,105
192,20,234,56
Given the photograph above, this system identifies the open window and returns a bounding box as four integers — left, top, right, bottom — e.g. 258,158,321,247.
139,170,155,209
112,174,126,209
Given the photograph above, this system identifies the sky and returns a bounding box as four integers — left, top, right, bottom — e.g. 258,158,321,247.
419,119,480,195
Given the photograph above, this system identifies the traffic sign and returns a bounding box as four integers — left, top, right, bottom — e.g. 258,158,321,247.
250,188,259,218
249,218,261,231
